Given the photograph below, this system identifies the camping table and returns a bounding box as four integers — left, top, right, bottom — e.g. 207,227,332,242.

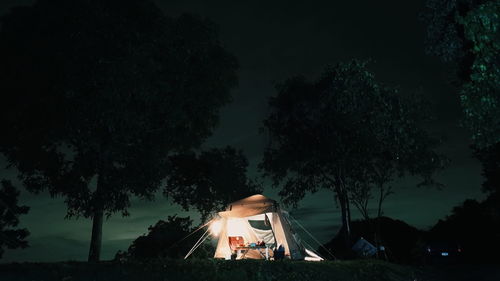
235,246,270,260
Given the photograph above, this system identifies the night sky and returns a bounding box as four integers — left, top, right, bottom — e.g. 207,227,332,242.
1,0,485,262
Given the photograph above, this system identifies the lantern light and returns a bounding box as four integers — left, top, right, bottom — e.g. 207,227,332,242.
209,219,222,237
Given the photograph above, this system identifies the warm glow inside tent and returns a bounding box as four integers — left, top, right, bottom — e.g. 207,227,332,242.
210,194,324,261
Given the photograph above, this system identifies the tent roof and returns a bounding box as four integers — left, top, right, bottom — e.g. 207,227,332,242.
218,194,278,218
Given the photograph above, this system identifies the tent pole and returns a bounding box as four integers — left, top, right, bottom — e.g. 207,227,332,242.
166,220,212,252
184,228,210,259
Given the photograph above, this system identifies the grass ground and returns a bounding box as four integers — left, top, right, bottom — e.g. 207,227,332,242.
0,259,498,281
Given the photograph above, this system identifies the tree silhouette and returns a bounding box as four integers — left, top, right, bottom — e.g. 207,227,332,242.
430,193,500,262
458,1,499,149
421,0,488,80
422,0,499,149
475,142,500,195
260,60,444,247
165,146,262,221
0,0,237,261
117,215,213,260
0,180,29,259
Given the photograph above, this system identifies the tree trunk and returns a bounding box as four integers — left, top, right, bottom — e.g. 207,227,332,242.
377,185,384,218
89,142,110,262
375,184,384,259
88,206,104,262
329,172,352,249
88,163,106,262
339,190,351,248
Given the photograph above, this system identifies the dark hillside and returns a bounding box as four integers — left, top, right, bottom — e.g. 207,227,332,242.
319,217,424,263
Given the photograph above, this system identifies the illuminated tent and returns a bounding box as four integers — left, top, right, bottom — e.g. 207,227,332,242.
211,194,324,261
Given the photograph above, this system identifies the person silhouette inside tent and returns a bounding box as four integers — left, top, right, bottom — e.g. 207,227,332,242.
274,244,285,260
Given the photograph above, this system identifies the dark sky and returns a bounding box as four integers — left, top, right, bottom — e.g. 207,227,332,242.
1,0,485,262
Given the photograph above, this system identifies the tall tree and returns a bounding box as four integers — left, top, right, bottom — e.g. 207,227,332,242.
165,146,262,221
0,180,29,259
0,0,237,261
423,0,499,201
349,182,372,221
458,1,500,149
421,0,489,81
359,91,446,254
422,0,499,149
475,142,500,195
260,60,444,247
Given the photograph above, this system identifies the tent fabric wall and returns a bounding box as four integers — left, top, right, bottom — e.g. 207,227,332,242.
214,218,230,259
251,228,275,245
214,217,262,259
218,194,277,218
274,211,304,259
213,194,324,261
304,249,323,261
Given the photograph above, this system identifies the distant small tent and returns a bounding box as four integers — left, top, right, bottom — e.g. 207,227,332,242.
212,194,324,261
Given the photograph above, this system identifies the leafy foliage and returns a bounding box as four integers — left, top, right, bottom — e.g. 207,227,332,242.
165,147,262,221
0,0,237,218
422,0,471,62
349,183,372,221
0,0,237,260
421,0,489,62
474,142,500,194
422,0,499,149
0,180,29,259
262,61,378,206
260,60,444,235
421,0,488,80
116,216,213,260
458,1,500,149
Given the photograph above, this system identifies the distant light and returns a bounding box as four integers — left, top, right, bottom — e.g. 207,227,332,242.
441,252,449,256
209,219,223,237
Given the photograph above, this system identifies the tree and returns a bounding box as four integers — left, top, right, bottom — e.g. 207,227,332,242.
116,215,213,260
421,0,489,81
458,1,500,149
0,180,29,259
349,182,372,221
165,146,262,221
260,60,444,247
422,0,499,149
475,142,500,195
0,0,237,261
360,89,446,254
